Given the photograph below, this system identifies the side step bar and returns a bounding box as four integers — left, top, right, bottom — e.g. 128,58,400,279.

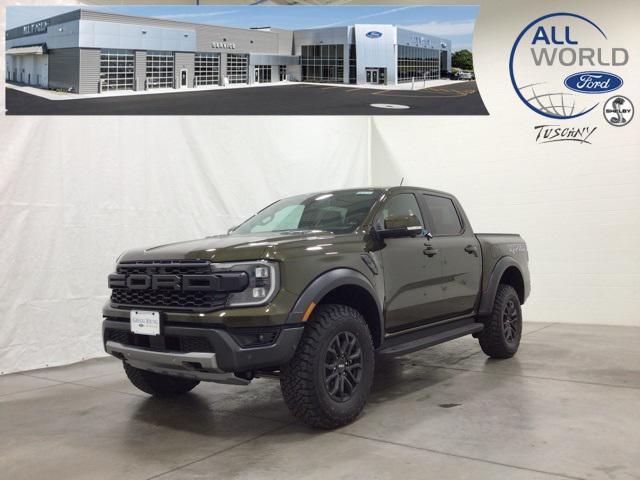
379,319,484,356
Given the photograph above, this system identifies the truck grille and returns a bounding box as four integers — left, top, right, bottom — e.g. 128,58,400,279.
104,328,215,353
110,260,228,312
116,261,210,276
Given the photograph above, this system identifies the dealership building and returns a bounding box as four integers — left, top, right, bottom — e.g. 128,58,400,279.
5,9,452,94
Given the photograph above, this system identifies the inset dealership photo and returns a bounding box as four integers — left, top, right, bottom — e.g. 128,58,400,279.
5,5,486,115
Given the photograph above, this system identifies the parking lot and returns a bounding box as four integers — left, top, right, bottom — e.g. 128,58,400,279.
6,81,488,115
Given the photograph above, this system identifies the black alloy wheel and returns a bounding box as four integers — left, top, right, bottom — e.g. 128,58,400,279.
323,331,363,402
503,299,519,344
477,284,522,359
280,304,375,428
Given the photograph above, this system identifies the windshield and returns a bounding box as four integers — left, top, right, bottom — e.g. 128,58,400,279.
233,189,382,235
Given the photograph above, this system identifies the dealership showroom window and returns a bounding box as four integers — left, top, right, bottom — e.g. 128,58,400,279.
1,1,640,479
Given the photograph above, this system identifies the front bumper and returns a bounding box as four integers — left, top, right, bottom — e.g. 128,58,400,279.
105,340,250,385
102,319,304,381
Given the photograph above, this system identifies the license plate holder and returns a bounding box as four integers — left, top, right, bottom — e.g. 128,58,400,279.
130,310,160,336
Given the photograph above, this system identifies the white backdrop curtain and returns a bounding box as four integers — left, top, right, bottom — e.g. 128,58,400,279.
0,117,370,374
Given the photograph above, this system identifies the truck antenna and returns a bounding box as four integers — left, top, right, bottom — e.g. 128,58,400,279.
399,177,404,186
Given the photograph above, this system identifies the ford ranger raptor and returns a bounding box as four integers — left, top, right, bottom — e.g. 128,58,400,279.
104,187,530,428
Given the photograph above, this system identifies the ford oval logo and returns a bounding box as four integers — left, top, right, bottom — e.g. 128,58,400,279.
366,31,383,39
564,71,623,94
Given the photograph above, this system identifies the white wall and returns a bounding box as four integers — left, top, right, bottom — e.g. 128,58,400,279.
0,117,370,374
369,0,640,327
371,117,640,327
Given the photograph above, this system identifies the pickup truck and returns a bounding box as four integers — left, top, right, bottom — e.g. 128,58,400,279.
104,187,530,428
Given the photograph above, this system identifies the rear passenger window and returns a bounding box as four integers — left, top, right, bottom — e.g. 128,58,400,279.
424,195,463,235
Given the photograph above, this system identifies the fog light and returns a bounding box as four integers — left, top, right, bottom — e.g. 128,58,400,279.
253,287,267,298
230,328,279,347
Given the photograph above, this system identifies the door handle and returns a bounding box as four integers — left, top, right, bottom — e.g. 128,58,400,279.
423,247,439,257
464,245,478,256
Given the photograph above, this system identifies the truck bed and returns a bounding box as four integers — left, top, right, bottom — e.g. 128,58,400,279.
475,233,529,299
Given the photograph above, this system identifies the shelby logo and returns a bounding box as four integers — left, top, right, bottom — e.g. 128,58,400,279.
603,95,634,126
509,13,628,120
564,71,622,93
533,125,597,144
366,31,383,39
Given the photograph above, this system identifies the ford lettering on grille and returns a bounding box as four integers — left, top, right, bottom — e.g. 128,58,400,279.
108,273,248,292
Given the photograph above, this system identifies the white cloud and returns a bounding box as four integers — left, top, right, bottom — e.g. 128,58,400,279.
404,19,475,37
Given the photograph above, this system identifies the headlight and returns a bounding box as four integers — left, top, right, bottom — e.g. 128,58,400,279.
212,260,280,307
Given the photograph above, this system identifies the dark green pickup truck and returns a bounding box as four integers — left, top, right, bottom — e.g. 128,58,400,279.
104,187,530,428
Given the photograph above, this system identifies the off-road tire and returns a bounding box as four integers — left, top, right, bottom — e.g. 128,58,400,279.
123,362,200,396
477,284,522,358
280,304,375,429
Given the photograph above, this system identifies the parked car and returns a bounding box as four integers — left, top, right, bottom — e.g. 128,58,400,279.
458,70,475,80
104,187,530,428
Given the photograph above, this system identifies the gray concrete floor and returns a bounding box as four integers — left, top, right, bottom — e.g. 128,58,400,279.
1,322,639,480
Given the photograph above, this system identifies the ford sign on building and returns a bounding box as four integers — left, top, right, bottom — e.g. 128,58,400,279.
5,10,452,94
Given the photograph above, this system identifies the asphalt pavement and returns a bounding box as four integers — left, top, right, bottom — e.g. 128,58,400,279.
6,81,488,115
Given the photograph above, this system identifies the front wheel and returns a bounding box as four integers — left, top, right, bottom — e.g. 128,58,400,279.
477,284,522,358
280,304,375,429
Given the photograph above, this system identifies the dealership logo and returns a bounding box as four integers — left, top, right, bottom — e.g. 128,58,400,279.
509,12,629,120
603,95,634,126
533,125,598,144
564,71,622,93
366,31,383,39
22,20,49,36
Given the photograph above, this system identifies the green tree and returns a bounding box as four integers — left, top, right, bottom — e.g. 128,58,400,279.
452,49,474,71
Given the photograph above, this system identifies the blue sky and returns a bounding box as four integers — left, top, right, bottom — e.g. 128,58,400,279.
7,5,478,51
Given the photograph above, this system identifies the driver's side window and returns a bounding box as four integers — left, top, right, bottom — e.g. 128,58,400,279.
375,193,424,230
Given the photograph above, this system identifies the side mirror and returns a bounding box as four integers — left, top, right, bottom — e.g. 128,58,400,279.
378,214,423,238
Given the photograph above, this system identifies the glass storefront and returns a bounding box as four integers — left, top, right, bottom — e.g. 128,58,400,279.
227,54,248,84
100,49,134,91
146,51,174,89
349,45,357,84
397,45,441,83
194,53,220,86
301,44,345,83
255,65,271,83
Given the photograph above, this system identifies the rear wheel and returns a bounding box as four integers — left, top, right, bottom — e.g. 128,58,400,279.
280,304,374,429
123,362,200,396
477,284,522,358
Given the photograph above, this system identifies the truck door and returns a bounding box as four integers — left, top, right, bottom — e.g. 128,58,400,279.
420,194,482,317
375,192,444,332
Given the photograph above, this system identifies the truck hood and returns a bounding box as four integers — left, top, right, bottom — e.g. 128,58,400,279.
118,230,339,263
